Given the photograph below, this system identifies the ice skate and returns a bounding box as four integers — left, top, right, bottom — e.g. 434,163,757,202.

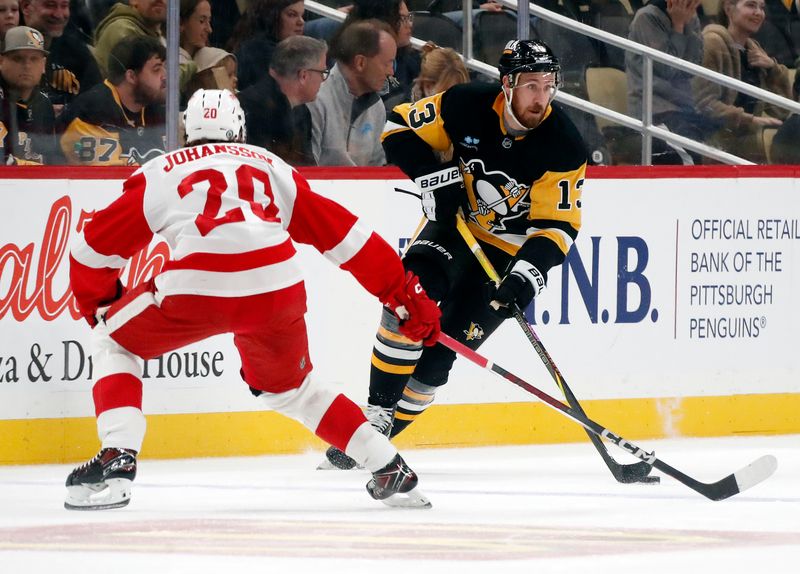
64,447,137,510
366,453,431,509
317,404,396,470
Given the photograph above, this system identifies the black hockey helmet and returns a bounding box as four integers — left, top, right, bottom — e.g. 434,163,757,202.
498,40,561,88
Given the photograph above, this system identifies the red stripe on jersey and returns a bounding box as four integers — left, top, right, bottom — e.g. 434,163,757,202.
82,172,154,261
314,394,368,451
93,373,143,416
161,238,297,273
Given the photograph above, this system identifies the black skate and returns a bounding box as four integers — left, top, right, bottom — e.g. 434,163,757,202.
317,404,395,470
366,454,431,509
64,447,137,510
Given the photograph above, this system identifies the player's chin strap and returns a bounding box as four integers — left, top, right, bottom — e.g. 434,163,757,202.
501,73,559,133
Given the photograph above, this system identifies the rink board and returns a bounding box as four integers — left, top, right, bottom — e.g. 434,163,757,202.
1,165,799,463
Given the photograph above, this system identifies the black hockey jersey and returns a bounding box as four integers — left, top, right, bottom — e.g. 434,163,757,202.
59,80,165,166
383,82,588,275
0,79,58,165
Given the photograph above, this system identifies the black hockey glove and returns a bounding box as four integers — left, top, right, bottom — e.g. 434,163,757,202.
487,259,546,318
414,163,463,224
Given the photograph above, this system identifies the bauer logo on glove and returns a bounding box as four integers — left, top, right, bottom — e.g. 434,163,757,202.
488,260,546,318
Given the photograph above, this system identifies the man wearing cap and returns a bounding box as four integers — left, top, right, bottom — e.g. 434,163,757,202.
59,34,166,166
238,35,326,166
20,0,101,113
0,24,57,164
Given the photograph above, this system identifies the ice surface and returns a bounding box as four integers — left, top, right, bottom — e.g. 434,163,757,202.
1,435,798,573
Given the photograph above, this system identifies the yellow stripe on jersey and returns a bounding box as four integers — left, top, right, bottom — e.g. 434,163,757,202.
385,92,452,152
371,353,416,375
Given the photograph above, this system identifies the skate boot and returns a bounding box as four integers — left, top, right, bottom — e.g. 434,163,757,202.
64,447,137,510
366,453,431,509
318,404,395,470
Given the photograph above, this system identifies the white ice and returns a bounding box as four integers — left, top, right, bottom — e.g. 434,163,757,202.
1,435,798,573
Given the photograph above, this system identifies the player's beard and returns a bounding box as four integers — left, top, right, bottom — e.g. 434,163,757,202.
515,103,546,130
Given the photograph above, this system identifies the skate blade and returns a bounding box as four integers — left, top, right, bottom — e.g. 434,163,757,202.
64,478,132,511
316,458,363,471
379,487,432,509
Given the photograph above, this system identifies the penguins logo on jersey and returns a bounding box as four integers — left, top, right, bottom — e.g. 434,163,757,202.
464,322,485,341
461,158,530,232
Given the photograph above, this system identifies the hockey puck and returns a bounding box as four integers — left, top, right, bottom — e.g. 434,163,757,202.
638,475,661,484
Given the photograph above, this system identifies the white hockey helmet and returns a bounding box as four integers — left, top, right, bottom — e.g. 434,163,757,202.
184,88,246,144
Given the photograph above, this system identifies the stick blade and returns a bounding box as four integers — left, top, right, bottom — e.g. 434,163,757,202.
734,454,778,494
704,454,778,501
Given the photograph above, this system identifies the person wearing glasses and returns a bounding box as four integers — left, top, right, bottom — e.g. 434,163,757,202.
308,19,397,165
238,35,327,166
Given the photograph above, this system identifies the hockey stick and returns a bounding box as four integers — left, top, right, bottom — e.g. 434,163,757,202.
454,214,657,484
437,331,777,501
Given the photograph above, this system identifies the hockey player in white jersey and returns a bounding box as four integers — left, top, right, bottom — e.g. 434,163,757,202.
65,89,441,510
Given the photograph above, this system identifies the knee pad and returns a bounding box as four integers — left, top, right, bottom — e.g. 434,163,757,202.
91,321,142,381
258,374,339,431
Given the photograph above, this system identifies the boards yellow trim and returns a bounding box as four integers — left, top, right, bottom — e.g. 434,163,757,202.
2,393,798,465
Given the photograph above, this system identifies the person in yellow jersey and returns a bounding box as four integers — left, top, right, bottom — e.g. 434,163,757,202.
323,39,589,470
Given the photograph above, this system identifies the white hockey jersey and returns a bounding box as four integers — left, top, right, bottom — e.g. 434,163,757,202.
70,143,405,323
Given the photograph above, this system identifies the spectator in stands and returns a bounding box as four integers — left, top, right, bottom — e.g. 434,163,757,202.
0,1,20,51
238,35,326,166
694,0,792,162
59,35,165,165
409,42,470,163
228,0,305,91
410,42,469,102
94,0,195,90
0,25,57,163
330,1,420,111
307,19,396,166
180,0,211,63
770,69,800,163
185,46,237,97
626,0,720,164
209,0,244,50
21,0,101,114
758,0,800,66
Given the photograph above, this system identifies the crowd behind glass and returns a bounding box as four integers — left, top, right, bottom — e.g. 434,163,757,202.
0,0,797,167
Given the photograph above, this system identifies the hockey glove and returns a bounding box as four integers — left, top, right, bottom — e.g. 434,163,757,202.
487,259,546,318
415,163,463,224
385,271,442,346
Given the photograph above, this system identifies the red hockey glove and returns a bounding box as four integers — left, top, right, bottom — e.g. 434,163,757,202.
385,271,442,346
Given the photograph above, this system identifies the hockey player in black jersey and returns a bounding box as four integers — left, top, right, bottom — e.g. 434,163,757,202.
324,39,589,470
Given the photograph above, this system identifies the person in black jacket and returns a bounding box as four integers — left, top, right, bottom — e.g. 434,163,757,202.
0,25,57,163
238,35,327,166
21,0,101,114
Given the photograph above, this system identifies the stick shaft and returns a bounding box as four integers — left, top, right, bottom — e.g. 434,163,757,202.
454,214,654,483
